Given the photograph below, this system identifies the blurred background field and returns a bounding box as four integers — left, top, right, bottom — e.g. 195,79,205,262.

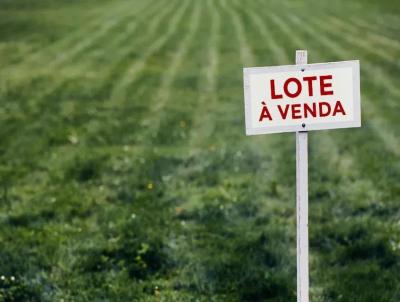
0,0,399,301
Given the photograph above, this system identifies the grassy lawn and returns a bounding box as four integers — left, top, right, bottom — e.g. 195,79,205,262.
0,0,399,301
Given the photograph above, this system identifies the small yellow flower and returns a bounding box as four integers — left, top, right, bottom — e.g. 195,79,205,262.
179,120,187,128
147,182,153,190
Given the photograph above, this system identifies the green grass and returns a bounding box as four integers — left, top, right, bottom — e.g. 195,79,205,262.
0,0,400,301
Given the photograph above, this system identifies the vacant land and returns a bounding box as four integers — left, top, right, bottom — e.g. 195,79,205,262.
0,0,399,301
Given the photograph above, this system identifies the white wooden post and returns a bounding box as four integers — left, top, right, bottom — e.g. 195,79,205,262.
296,50,309,302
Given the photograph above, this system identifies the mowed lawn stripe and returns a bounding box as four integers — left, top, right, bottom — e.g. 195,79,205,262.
0,0,177,157
110,0,192,105
92,0,181,85
0,3,141,77
153,2,202,109
239,2,288,65
367,13,400,33
78,0,180,78
204,0,220,96
0,0,135,69
138,0,202,144
188,0,221,149
1,0,148,82
4,0,172,99
77,0,188,146
220,0,255,67
18,1,158,79
331,16,400,52
351,17,400,43
326,16,400,67
33,0,153,64
63,0,175,70
0,0,171,117
215,0,253,141
266,12,306,52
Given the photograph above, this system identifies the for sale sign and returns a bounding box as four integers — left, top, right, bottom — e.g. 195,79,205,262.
243,60,361,135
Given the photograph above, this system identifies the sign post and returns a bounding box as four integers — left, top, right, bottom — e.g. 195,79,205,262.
296,50,309,302
243,50,361,302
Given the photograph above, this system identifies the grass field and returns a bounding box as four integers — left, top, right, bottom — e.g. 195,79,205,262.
0,0,400,301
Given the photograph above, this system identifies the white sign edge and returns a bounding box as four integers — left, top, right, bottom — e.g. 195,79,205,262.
243,60,361,136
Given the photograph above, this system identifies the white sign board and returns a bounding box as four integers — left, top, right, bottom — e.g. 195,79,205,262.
243,60,361,135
